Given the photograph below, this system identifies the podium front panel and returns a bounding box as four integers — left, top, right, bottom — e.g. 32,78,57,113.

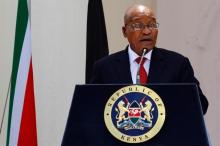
62,84,209,146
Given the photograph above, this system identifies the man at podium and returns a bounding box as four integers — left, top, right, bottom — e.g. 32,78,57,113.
90,4,208,114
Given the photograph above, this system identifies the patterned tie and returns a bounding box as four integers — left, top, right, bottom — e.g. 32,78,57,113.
136,57,148,84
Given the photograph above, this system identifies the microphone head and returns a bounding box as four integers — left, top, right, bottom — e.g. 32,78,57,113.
142,48,147,55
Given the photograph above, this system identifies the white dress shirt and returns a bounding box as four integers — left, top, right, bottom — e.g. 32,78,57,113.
128,46,152,84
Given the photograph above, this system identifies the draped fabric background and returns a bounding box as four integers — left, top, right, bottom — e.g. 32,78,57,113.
0,0,219,145
86,0,109,83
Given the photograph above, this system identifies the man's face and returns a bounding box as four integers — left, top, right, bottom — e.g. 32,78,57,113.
122,13,158,56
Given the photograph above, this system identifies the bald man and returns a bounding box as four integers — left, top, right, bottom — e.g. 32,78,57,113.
90,5,208,114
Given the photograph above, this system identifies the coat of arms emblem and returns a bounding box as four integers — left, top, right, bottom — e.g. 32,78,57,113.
116,97,154,130
104,85,165,143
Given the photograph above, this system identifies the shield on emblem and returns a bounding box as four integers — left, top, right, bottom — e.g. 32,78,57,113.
128,101,141,125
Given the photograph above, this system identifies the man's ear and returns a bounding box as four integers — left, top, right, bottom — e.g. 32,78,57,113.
122,26,127,38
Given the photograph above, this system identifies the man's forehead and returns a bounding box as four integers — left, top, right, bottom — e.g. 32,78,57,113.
125,15,156,24
131,15,156,21
124,5,156,23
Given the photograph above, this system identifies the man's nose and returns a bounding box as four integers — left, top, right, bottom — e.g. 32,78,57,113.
142,27,151,35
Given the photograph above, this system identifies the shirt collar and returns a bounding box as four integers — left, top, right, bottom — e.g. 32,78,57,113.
128,45,153,64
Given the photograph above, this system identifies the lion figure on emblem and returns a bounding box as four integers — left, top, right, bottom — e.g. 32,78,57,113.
115,100,129,126
140,100,154,122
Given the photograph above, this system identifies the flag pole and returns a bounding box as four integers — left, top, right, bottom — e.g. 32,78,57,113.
0,77,11,135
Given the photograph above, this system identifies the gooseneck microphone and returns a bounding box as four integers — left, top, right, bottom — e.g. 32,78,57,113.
136,48,147,84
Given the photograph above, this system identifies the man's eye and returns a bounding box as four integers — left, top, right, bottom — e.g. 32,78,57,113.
150,24,156,27
134,23,143,28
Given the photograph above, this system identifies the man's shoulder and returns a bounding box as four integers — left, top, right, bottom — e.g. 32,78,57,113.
155,47,187,60
96,49,127,64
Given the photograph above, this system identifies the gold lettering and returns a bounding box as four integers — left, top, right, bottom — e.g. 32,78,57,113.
116,92,120,97
121,135,125,140
108,103,112,107
157,103,162,106
147,91,152,95
111,97,116,101
127,136,130,141
122,89,126,93
139,136,142,141
155,98,159,102
133,137,136,142
129,87,132,91
135,87,139,91
144,135,149,139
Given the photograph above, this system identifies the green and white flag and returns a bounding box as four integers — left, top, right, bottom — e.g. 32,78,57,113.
7,0,38,145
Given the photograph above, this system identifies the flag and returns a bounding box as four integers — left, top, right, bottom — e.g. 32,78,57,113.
86,0,109,83
6,0,38,145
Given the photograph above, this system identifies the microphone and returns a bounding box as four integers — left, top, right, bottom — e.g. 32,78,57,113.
136,48,147,84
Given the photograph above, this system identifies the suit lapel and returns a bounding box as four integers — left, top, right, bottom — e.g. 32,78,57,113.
148,48,166,83
114,48,133,84
112,47,166,84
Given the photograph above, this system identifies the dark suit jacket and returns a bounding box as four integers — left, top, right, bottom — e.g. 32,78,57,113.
90,47,208,114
